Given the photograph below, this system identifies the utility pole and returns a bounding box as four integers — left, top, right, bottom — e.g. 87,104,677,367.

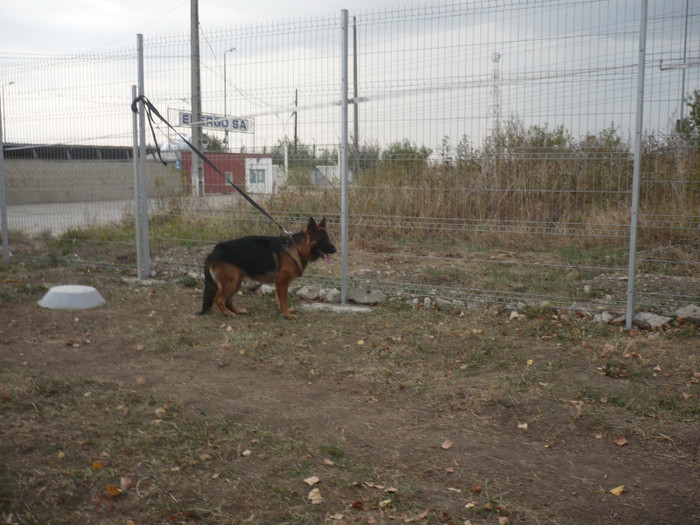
191,0,204,196
352,17,359,175
490,52,502,139
224,47,236,152
679,0,689,122
293,89,298,153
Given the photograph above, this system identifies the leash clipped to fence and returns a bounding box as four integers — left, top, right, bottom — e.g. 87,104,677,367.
130,95,292,237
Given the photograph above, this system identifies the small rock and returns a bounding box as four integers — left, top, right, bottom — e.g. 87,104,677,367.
593,311,615,324
435,297,455,310
319,288,341,303
611,315,626,325
506,302,527,312
347,290,387,305
257,284,275,295
633,312,671,330
296,285,321,300
675,304,700,323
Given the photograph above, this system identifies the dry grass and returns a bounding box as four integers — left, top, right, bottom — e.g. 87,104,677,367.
0,261,698,524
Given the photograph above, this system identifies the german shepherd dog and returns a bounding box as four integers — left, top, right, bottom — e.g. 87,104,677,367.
199,217,336,319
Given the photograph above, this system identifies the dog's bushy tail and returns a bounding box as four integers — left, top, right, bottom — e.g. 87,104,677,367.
199,264,216,315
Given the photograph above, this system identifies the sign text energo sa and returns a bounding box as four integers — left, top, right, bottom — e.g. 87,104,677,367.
179,112,255,134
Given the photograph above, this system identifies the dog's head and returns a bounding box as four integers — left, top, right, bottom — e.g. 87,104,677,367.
305,217,337,262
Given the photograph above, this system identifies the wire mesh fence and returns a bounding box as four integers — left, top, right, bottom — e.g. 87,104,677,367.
1,0,698,315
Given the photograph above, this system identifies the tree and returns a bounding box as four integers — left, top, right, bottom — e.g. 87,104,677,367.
381,139,432,174
203,133,225,152
676,89,700,147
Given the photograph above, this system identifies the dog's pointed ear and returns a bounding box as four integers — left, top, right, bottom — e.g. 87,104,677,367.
306,217,317,232
318,217,326,228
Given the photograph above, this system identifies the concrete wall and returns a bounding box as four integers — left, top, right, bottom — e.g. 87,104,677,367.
4,159,184,205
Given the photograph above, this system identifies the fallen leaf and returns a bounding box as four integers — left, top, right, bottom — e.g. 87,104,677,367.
308,487,323,505
120,477,132,491
136,376,146,386
441,440,454,450
304,476,320,487
498,518,509,525
517,422,528,430
57,451,66,459
167,511,199,522
92,460,105,471
154,407,166,418
105,484,122,497
526,359,534,366
95,493,114,510
470,483,483,494
614,437,629,447
323,458,334,466
610,484,625,496
241,449,252,457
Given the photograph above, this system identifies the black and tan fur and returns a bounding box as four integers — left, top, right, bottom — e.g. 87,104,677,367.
199,217,336,319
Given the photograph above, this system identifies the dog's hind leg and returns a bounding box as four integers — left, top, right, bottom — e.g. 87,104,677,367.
211,264,247,317
199,265,217,315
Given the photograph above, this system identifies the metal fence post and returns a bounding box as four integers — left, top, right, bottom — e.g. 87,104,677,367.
0,91,8,263
626,0,648,330
136,34,151,279
132,84,144,279
340,9,349,304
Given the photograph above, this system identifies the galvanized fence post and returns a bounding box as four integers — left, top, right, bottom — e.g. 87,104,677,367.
626,0,648,329
0,92,7,263
136,34,151,279
340,9,350,304
132,84,145,279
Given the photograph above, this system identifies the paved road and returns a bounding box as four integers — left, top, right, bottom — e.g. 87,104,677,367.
4,195,235,237
5,199,143,236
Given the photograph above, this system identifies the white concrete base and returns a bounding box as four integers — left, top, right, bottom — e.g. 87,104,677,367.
38,285,106,310
297,302,372,314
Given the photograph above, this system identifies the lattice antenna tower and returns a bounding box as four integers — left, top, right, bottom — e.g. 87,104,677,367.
490,52,502,138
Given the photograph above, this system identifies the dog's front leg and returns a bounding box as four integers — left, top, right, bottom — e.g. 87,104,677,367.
274,279,296,319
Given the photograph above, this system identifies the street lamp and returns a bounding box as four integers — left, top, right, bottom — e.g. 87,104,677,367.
223,47,236,152
1,81,16,145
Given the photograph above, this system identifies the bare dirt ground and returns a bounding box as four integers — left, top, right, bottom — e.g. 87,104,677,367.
1,261,699,525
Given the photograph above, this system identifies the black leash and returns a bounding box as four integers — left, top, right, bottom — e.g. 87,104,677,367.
131,95,292,236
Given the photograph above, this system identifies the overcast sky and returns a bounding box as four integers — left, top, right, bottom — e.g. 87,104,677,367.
1,1,697,152
0,0,399,59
